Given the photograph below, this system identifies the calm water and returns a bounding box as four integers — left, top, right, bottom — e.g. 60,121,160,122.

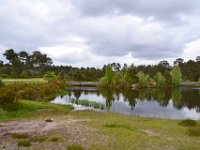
52,87,200,120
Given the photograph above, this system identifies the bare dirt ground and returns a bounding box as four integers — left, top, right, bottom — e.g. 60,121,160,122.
0,115,108,150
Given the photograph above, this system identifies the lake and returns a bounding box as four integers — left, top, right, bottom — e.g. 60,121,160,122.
52,87,200,120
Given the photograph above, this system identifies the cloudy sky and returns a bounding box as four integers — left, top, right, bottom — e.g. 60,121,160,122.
0,0,200,67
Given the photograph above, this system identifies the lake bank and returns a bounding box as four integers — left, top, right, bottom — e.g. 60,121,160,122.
0,103,200,150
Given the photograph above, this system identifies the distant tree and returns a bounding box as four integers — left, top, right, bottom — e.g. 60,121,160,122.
0,60,3,67
43,71,56,80
113,71,123,86
159,60,170,68
164,70,172,86
111,63,121,71
137,71,149,87
174,58,184,65
18,51,29,64
170,66,182,85
3,49,22,77
58,70,65,80
105,64,114,85
3,49,18,65
154,72,166,87
20,70,30,78
196,56,200,62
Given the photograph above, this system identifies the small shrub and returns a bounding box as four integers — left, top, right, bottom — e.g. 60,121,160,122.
67,144,84,150
188,127,200,136
17,140,31,147
179,119,197,127
12,133,29,139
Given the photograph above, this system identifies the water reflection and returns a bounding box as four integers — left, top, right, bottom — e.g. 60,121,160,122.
53,87,200,119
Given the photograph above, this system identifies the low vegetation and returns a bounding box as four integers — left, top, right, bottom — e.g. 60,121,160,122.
72,111,200,150
12,133,29,139
188,127,200,136
17,140,31,147
66,144,85,150
0,100,73,120
179,119,197,127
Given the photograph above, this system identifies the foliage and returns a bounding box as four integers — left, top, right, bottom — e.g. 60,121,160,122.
137,71,150,87
1,49,200,82
0,86,18,105
58,70,65,79
179,119,197,127
154,72,166,87
170,65,182,85
43,71,56,80
105,64,114,85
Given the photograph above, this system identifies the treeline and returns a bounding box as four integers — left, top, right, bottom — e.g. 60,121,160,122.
99,64,182,88
0,49,200,83
0,49,104,80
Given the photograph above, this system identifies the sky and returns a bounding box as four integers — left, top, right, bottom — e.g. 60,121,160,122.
0,0,200,68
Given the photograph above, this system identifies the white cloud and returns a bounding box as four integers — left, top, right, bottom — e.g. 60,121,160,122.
0,0,200,67
183,39,200,61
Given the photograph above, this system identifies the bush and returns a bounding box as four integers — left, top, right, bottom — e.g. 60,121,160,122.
0,87,18,105
179,119,197,127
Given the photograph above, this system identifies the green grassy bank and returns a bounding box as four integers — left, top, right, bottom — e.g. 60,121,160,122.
0,100,73,121
2,78,47,85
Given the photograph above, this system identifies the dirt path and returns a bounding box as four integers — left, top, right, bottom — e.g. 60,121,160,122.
0,115,108,150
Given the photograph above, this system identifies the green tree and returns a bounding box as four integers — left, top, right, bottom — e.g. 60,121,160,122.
58,70,65,80
43,71,56,80
170,65,182,85
154,72,166,87
137,71,149,87
105,64,114,85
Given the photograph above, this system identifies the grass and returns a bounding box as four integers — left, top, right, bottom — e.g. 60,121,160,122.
12,133,29,139
2,78,47,85
49,137,59,142
30,136,47,143
188,127,200,136
71,110,200,150
17,140,31,147
66,144,85,150
0,100,73,121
